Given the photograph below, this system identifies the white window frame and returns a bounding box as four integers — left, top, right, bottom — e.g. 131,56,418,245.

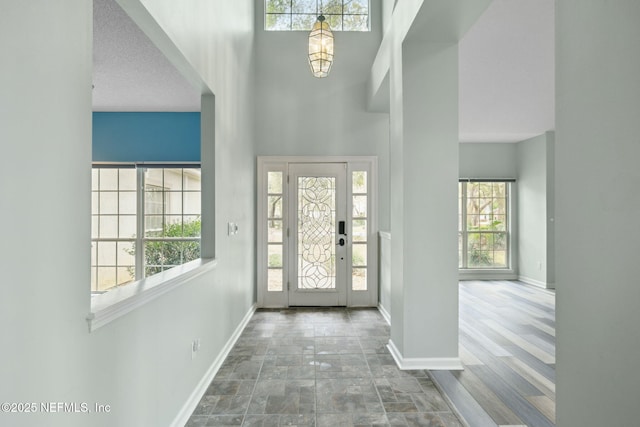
264,0,371,32
88,162,215,332
458,179,518,280
139,166,202,277
257,156,378,308
91,163,202,290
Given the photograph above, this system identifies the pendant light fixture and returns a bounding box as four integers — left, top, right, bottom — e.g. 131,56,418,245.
308,12,334,78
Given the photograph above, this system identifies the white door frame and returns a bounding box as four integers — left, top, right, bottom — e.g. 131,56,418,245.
257,156,378,308
288,162,347,306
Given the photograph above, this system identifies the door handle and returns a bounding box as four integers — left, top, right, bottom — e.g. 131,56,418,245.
337,220,347,246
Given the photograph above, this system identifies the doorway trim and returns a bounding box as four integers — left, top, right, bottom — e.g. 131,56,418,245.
257,156,378,308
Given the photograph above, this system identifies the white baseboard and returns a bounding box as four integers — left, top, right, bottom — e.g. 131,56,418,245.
377,303,391,325
171,303,257,427
459,271,518,281
518,275,553,289
387,339,464,371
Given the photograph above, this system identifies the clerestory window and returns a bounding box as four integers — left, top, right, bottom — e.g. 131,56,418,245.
265,0,370,31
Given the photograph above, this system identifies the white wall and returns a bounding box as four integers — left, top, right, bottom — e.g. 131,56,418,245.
459,137,555,287
459,142,519,280
396,40,460,362
254,0,391,230
378,232,392,319
556,1,640,425
545,132,555,286
517,133,550,287
459,142,518,179
379,0,491,368
0,1,256,426
1,3,93,427
381,0,395,34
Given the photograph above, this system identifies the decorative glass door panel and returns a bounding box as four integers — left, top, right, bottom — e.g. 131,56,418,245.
257,157,377,309
298,176,336,290
289,163,347,306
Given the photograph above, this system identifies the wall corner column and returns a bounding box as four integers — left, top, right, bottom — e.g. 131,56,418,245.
388,38,461,370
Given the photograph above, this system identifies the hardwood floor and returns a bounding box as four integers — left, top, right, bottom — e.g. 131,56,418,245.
431,280,556,427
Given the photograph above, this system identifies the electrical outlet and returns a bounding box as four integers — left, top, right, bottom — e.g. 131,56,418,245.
228,222,238,236
537,261,542,270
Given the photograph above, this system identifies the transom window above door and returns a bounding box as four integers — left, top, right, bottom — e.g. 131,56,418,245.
265,0,370,31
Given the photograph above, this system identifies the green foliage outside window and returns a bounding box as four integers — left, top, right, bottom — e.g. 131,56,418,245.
127,218,201,277
265,0,369,31
460,182,509,269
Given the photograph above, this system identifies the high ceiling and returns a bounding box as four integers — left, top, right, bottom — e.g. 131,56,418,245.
92,0,555,142
459,0,555,142
92,0,201,111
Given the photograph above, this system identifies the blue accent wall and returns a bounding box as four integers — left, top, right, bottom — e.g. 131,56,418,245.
93,112,201,162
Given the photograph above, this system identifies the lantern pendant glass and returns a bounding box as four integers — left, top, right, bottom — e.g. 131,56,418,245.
308,15,334,78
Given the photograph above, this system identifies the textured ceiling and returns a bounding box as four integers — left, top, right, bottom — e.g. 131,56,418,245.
93,0,555,142
92,0,201,112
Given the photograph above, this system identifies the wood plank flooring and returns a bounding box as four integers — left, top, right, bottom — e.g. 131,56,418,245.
431,280,556,427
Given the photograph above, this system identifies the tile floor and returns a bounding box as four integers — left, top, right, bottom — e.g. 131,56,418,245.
186,308,464,427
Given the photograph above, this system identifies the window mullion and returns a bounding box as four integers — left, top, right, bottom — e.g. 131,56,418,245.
461,182,468,269
506,183,510,268
265,0,369,31
136,167,145,280
181,169,185,265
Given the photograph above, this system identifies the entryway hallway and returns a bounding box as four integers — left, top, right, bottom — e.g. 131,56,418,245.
186,280,556,426
186,308,463,426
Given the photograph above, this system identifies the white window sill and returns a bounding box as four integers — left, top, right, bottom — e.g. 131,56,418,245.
87,258,217,332
459,268,517,281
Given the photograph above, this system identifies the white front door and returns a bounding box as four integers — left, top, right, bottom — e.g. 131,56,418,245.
257,156,378,308
288,163,347,306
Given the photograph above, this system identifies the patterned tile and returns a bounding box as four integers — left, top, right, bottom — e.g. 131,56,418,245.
185,415,209,427
185,308,464,427
208,395,252,415
205,414,244,426
247,379,316,415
